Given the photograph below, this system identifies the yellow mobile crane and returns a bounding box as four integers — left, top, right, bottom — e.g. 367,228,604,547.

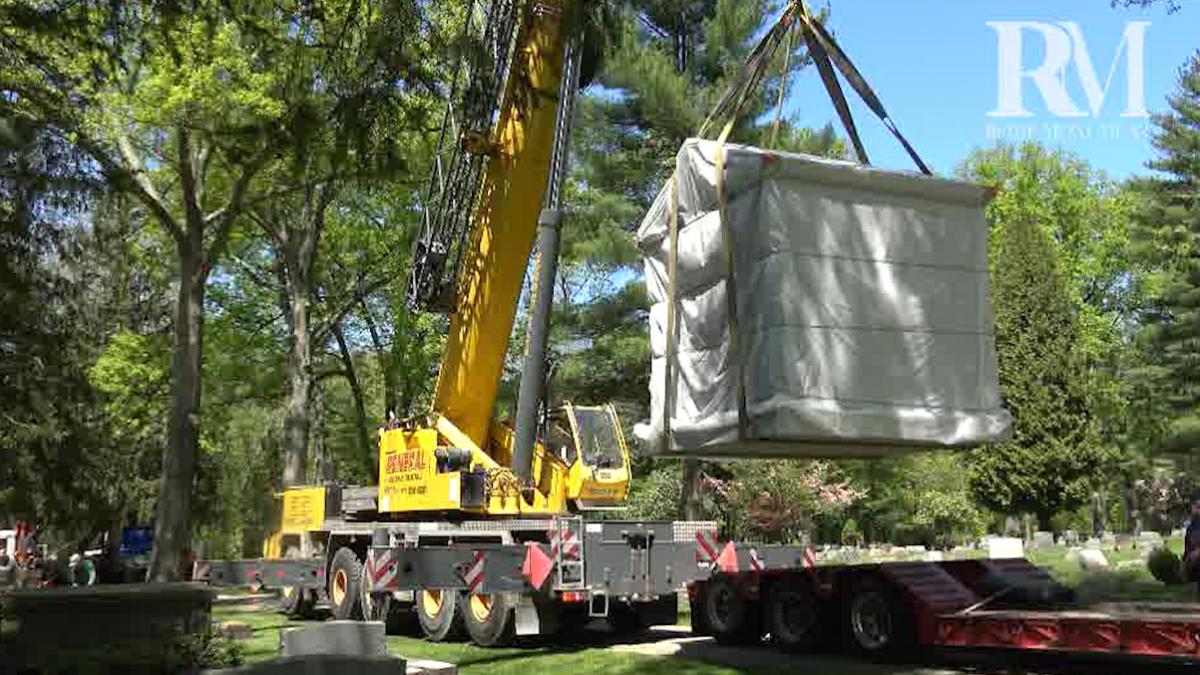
382,0,629,518
221,0,654,641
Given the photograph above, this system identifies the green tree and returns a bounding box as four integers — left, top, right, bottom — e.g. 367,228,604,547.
243,3,432,487
969,215,1095,529
3,0,294,578
1133,53,1200,453
1,0,435,577
960,143,1142,530
0,122,105,538
837,455,985,547
87,333,171,535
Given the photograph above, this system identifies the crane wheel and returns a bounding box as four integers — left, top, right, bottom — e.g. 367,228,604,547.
279,584,316,619
279,545,316,619
606,603,644,636
841,576,915,662
462,593,515,647
417,588,466,642
361,575,407,632
703,576,763,645
329,547,364,620
767,576,819,652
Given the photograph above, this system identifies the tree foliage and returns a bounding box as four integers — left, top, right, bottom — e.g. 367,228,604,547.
960,143,1142,530
1133,53,1200,454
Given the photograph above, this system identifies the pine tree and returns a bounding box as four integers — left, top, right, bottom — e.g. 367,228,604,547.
1135,53,1200,452
968,216,1096,530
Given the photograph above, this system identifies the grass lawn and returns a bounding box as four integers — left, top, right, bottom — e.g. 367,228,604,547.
1026,537,1197,604
213,606,747,675
211,605,955,674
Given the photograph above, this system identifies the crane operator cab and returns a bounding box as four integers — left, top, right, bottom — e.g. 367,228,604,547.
544,403,631,509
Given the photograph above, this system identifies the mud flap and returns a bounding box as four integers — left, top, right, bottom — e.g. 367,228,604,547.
515,594,541,636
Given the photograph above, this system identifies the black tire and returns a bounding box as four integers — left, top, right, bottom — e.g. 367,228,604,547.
606,602,643,636
328,547,364,621
416,588,466,642
766,576,820,652
462,593,516,647
841,576,915,662
703,576,762,645
360,579,411,633
278,546,316,619
690,584,712,636
279,584,316,619
546,602,590,637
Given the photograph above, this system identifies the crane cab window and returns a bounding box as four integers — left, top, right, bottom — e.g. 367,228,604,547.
545,411,578,466
571,408,624,470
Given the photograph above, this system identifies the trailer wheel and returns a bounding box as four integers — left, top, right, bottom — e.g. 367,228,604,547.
328,547,364,620
416,588,465,642
767,577,820,652
842,577,914,661
703,576,762,645
462,593,515,647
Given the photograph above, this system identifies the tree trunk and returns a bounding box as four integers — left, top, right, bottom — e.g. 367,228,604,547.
310,377,332,483
282,279,311,487
1127,483,1143,537
1091,490,1107,537
273,185,330,488
147,250,205,582
1035,510,1052,534
102,519,123,583
360,299,398,419
678,459,702,520
334,322,374,480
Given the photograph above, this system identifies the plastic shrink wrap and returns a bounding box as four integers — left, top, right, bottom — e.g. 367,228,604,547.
634,139,1012,458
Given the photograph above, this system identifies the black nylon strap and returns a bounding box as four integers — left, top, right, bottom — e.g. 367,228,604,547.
803,12,932,175
800,21,870,166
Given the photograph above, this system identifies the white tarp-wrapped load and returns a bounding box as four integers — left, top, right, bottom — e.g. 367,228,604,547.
635,139,1012,458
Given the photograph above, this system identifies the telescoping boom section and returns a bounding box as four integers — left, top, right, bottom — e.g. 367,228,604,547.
379,0,630,518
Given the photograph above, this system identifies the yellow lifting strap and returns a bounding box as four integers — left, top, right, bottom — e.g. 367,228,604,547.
661,171,679,453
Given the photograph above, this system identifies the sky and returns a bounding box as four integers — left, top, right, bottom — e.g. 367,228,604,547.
786,0,1197,179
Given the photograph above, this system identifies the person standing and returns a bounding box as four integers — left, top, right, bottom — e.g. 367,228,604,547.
1183,500,1200,599
0,552,13,588
68,553,96,586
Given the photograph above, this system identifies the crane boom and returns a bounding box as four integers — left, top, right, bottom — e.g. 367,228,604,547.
419,1,567,447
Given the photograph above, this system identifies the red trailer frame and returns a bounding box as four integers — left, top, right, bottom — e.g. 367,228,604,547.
691,551,1200,664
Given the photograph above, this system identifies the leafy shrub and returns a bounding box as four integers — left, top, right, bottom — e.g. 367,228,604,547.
1148,547,1184,586
841,518,863,546
2,627,243,674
